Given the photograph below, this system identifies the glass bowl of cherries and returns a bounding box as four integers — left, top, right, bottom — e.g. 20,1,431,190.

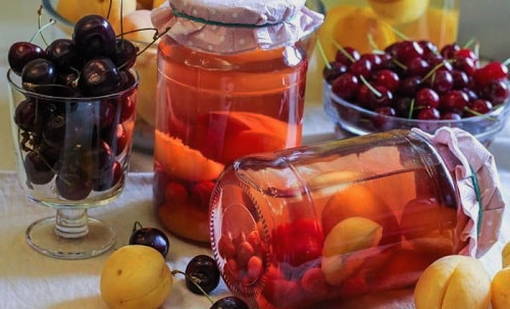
322,40,510,145
7,15,138,259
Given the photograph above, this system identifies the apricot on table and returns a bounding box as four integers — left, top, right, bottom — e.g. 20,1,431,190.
414,255,491,309
492,267,510,309
321,217,383,286
100,245,173,309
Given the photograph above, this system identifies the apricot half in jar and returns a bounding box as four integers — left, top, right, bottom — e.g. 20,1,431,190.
368,0,430,24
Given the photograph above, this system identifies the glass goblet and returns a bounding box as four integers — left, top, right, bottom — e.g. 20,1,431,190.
7,69,138,259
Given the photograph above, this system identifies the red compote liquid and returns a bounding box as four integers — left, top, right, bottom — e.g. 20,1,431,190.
154,35,308,242
210,131,460,308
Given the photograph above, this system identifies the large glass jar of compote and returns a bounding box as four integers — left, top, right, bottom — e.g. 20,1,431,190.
210,128,504,308
152,0,324,242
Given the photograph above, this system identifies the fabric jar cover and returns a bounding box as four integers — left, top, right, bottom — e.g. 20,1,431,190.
151,0,324,54
413,127,506,258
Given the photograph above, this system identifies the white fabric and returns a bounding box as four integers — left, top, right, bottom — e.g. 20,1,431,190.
412,127,506,258
151,0,323,54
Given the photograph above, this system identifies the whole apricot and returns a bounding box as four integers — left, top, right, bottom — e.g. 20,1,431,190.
492,267,510,309
502,242,510,268
100,245,173,309
414,255,491,309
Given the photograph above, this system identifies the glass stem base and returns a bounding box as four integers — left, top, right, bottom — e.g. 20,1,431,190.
26,209,115,260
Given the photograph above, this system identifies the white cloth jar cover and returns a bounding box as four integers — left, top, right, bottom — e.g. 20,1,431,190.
151,0,324,54
413,127,506,258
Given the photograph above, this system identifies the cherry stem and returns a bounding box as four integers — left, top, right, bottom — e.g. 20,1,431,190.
367,33,382,53
120,0,124,39
422,61,447,82
392,59,407,70
474,42,480,59
107,0,113,19
382,21,409,40
171,270,215,305
30,19,55,43
37,5,49,47
463,38,476,49
116,27,159,37
408,98,415,119
464,107,483,117
316,39,331,70
132,221,143,233
135,26,171,57
332,40,355,63
360,75,382,97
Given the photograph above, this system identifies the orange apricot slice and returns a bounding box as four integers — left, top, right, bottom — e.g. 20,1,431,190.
154,130,224,182
158,203,210,243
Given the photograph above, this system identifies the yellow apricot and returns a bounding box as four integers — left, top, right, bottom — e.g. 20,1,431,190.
414,255,491,309
100,245,173,309
368,0,429,24
502,242,510,268
492,267,510,309
321,217,383,286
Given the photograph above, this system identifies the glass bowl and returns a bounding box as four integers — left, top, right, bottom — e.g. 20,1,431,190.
42,0,157,150
8,69,138,259
324,82,510,146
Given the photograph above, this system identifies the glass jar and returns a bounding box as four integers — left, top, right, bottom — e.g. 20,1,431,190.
210,130,463,308
153,3,322,242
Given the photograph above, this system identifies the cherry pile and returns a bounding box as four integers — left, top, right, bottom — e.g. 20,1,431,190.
8,15,137,200
324,40,510,124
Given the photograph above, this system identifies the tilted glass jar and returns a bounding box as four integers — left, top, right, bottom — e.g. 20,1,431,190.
152,0,323,242
209,129,503,308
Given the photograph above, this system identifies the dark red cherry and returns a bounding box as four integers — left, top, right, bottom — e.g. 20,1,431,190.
424,53,444,67
80,58,121,96
24,151,55,185
332,73,359,100
99,101,115,129
14,99,37,132
482,80,509,105
418,40,438,56
39,142,61,168
393,97,412,117
378,53,393,69
372,107,396,129
120,93,137,121
416,88,440,108
96,141,114,170
210,297,249,309
451,70,470,89
93,160,123,191
399,76,422,96
441,112,462,120
118,70,137,91
466,99,493,116
113,39,138,69
372,69,400,92
406,57,431,76
57,70,79,88
356,85,372,107
8,42,46,75
185,255,221,294
395,41,424,63
453,56,476,76
335,47,361,66
463,88,479,101
440,43,460,59
360,54,382,69
46,39,78,69
431,70,454,93
474,62,509,86
56,167,93,201
417,107,440,120
455,49,478,61
129,224,170,257
384,42,401,57
42,114,66,147
73,15,116,59
370,85,394,108
22,58,57,89
440,90,469,112
350,58,372,78
323,62,348,83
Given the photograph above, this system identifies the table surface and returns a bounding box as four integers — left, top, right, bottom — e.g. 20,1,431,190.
1,1,510,309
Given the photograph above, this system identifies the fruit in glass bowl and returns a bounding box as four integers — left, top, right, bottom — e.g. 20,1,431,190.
323,40,510,145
